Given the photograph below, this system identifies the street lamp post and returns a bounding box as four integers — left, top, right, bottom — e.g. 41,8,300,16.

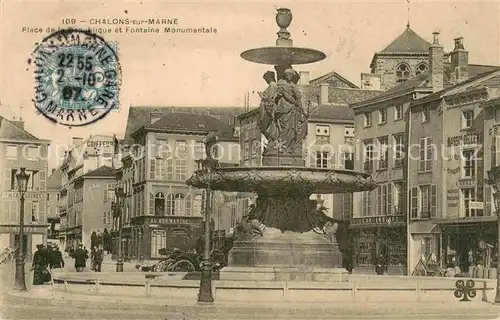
197,158,215,303
13,168,30,291
113,186,126,272
486,165,500,304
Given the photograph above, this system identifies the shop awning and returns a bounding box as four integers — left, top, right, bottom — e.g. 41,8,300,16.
410,221,441,234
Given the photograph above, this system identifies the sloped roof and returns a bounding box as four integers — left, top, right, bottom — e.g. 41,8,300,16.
412,68,500,106
304,85,382,106
309,105,354,122
0,116,41,142
380,27,431,54
351,72,432,107
146,112,228,133
124,106,244,143
211,126,239,142
309,71,359,88
83,165,116,178
46,167,63,190
444,63,500,86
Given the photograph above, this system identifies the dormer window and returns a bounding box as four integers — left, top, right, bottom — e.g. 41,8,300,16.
379,109,387,125
197,123,206,129
462,110,474,129
415,63,428,76
422,106,430,123
396,63,411,83
364,112,372,127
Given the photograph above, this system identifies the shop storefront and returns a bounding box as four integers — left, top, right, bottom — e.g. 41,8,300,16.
131,215,203,260
0,225,47,262
350,215,407,275
440,220,497,271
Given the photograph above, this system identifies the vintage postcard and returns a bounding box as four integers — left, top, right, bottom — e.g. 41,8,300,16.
1,0,500,319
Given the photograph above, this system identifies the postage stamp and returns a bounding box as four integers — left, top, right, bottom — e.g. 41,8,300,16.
31,28,121,127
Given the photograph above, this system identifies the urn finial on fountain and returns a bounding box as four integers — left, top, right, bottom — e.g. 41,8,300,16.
276,7,293,46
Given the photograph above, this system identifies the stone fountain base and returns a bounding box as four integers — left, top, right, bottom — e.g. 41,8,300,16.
221,230,348,282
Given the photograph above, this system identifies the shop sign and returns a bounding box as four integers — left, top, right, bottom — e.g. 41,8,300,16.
0,226,44,234
351,215,405,226
457,179,476,189
150,217,200,225
170,228,188,236
447,133,483,147
2,192,44,199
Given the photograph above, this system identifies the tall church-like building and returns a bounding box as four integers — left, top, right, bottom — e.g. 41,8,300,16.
361,25,432,91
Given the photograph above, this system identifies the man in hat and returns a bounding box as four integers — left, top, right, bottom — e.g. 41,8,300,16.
73,243,88,272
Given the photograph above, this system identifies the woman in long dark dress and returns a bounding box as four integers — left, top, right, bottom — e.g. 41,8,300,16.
31,244,47,285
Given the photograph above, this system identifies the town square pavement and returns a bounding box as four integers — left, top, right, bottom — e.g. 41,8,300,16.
1,261,500,319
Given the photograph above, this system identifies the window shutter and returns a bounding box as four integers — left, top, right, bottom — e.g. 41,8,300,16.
39,170,46,191
4,169,11,191
410,187,418,219
330,152,336,169
39,200,45,223
485,186,492,216
149,193,154,215
309,151,316,168
150,159,156,179
426,138,433,172
104,189,108,202
418,139,425,172
387,184,392,215
430,185,437,218
377,186,382,215
25,201,32,224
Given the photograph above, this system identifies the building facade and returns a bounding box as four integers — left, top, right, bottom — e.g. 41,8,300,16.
0,117,50,259
351,30,500,274
58,135,117,250
407,66,500,273
46,168,62,245
125,112,239,259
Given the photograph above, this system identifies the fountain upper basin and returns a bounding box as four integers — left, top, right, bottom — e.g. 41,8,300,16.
186,166,377,194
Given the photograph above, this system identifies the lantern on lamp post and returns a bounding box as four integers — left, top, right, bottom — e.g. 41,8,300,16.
13,168,30,291
486,165,500,304
114,186,126,272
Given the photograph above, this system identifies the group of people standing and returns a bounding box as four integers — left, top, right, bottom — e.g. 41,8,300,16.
69,244,104,272
31,243,105,285
31,244,65,285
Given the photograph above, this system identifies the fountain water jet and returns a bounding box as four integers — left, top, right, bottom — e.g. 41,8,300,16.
187,8,377,282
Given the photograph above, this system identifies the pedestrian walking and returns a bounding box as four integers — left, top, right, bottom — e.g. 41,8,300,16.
95,245,104,272
50,246,65,270
31,244,50,284
72,244,88,272
375,254,387,275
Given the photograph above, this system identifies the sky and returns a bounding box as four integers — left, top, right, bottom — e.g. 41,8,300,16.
0,0,499,170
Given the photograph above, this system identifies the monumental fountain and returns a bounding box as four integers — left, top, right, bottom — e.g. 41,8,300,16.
186,8,378,282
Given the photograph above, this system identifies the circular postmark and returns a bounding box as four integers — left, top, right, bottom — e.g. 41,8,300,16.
31,29,121,127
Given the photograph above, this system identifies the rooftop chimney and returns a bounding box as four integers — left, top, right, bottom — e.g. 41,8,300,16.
450,37,469,84
429,32,444,92
320,83,329,104
299,71,310,85
205,108,211,116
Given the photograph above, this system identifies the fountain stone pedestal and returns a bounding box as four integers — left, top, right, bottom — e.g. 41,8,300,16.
221,230,347,282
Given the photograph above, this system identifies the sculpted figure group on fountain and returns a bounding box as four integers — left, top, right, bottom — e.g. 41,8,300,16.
258,66,308,154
